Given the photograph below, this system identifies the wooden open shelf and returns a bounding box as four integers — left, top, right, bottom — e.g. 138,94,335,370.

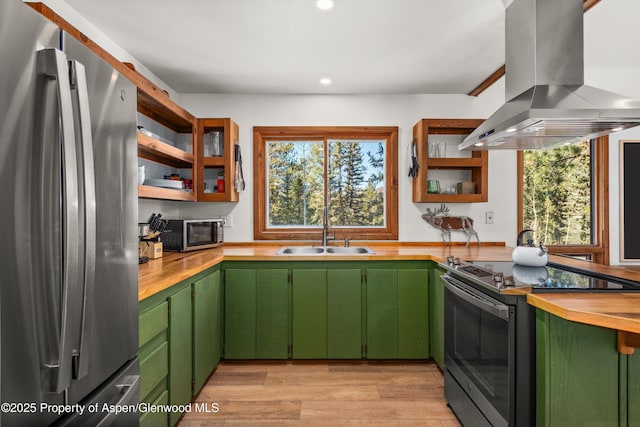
137,132,194,168
138,185,195,201
412,118,488,203
426,157,484,168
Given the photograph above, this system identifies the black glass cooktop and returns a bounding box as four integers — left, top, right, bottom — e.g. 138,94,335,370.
466,261,640,292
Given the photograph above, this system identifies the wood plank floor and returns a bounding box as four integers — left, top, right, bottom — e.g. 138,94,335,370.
179,361,461,426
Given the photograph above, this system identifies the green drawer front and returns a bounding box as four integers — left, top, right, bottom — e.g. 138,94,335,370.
140,341,169,402
140,389,169,427
139,301,169,348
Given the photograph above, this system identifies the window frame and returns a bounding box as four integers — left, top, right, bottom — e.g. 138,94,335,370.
517,136,610,264
253,126,398,241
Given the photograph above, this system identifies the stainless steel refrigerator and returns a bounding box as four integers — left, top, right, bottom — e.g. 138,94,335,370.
1,0,139,425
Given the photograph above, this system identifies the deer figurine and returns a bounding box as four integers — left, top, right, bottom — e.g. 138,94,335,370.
421,204,480,246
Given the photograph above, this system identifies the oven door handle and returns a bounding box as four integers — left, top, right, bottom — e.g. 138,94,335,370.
442,275,511,321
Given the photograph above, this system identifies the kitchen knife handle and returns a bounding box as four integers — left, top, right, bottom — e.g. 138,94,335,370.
36,48,80,393
69,59,96,382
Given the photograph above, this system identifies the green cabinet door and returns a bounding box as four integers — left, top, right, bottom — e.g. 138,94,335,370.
536,310,621,426
629,351,640,427
168,286,192,426
366,269,398,359
292,269,327,359
224,269,257,359
428,268,445,368
193,270,220,394
256,269,290,359
398,269,428,359
327,269,362,359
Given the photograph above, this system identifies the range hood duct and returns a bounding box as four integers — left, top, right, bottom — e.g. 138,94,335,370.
460,0,640,150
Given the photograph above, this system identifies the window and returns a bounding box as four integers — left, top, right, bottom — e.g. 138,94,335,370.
254,126,398,240
517,136,609,263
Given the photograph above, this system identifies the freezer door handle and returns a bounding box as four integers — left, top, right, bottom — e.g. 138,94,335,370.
96,375,140,427
36,48,81,394
69,59,97,382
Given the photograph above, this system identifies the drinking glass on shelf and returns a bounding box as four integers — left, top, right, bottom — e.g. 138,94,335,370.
437,142,446,158
429,142,439,158
211,132,221,156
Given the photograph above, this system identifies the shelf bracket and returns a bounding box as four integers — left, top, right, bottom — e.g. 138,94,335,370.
617,330,640,355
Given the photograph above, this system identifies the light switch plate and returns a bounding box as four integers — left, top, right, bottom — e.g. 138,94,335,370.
485,211,494,224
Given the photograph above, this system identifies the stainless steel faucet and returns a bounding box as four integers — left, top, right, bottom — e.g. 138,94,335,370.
321,206,332,246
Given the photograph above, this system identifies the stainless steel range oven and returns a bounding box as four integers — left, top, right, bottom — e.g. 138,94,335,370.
442,269,534,427
440,257,640,427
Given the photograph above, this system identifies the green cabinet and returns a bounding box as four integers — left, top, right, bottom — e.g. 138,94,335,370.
224,269,256,359
139,301,170,425
224,268,289,359
429,268,445,369
193,269,221,394
398,269,429,358
139,266,222,427
292,269,328,358
168,286,192,426
629,352,640,427
536,310,640,426
222,261,429,361
292,268,363,359
366,268,429,359
256,269,290,358
327,269,362,359
366,269,399,359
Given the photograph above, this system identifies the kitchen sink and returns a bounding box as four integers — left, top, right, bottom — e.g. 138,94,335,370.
325,246,374,254
275,246,325,255
275,246,374,255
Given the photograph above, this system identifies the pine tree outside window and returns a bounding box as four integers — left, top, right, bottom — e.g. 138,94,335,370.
254,127,398,241
517,136,609,263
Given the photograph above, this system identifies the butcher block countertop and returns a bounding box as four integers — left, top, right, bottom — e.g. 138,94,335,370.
138,242,514,299
138,242,640,339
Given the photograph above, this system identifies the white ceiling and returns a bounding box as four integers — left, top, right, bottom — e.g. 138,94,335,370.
61,0,638,95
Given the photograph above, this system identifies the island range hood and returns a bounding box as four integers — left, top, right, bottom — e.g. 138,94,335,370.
460,0,640,150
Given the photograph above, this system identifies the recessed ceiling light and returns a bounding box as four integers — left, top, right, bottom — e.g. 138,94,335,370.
474,142,485,147
506,127,517,133
316,0,335,10
320,77,332,85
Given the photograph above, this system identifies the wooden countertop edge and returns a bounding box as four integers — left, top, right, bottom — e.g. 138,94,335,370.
138,253,224,300
527,293,640,334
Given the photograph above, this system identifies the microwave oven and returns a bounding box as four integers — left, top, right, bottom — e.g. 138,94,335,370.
162,219,224,252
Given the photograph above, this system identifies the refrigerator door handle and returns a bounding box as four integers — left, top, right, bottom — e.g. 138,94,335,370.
68,59,97,382
36,48,81,394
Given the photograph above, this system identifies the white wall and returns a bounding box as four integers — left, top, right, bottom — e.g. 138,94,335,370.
178,82,518,244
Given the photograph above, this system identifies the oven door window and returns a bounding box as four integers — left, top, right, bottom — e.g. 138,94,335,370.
186,222,216,247
444,279,514,424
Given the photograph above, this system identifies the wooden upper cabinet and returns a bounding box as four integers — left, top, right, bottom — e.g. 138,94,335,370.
411,118,488,203
196,118,240,202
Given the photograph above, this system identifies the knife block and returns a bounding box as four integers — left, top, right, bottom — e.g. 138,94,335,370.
139,241,163,259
